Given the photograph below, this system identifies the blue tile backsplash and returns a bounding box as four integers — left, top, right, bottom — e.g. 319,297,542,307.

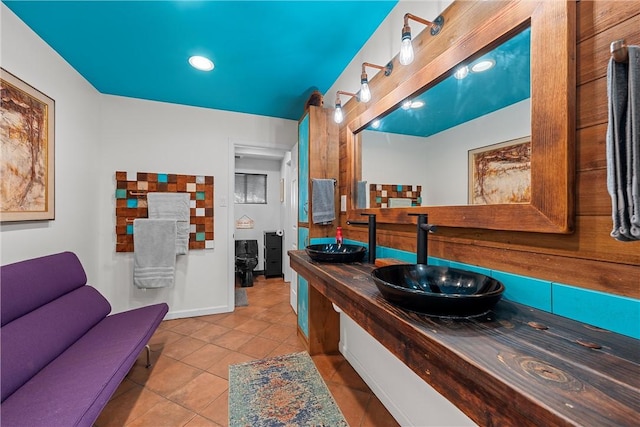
344,238,640,339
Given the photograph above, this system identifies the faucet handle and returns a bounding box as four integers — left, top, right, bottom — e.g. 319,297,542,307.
421,223,437,233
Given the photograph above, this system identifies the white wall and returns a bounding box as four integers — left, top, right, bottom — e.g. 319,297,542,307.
97,95,296,317
1,4,297,319
0,4,101,279
234,157,283,271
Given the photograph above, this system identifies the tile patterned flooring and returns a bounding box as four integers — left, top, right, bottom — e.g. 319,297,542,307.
96,276,399,427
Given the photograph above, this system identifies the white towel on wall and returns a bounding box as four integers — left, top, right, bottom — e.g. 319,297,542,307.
133,219,177,288
147,192,191,254
606,45,640,241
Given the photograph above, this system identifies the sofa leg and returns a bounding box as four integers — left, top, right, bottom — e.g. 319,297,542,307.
145,344,152,368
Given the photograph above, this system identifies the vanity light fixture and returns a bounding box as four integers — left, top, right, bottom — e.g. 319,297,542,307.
189,55,214,71
399,13,445,66
359,62,393,103
334,90,359,124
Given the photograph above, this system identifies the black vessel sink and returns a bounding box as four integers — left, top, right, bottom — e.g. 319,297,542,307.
371,264,504,317
305,243,366,263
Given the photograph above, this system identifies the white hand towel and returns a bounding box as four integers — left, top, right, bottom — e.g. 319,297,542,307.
133,219,177,288
147,192,191,254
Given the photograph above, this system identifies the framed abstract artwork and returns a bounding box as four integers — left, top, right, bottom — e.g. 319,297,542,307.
1,68,55,222
469,136,531,205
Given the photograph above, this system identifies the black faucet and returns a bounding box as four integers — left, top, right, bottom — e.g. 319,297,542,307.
346,214,377,264
361,213,376,264
409,213,437,265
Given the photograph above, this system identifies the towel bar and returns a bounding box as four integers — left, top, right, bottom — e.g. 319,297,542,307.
611,39,628,63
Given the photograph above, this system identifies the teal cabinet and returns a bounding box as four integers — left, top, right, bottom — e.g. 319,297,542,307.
298,113,309,223
297,276,309,338
295,105,337,345
297,226,309,338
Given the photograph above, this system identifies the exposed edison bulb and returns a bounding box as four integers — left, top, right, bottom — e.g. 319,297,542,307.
453,65,469,79
399,36,414,65
334,104,344,124
360,81,371,103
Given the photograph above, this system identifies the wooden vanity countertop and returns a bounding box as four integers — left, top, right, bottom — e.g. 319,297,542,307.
289,250,640,427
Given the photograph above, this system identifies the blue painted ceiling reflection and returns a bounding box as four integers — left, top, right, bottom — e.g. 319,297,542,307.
368,27,531,138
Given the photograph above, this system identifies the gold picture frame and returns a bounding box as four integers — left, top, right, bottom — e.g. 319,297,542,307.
468,136,531,205
1,68,55,222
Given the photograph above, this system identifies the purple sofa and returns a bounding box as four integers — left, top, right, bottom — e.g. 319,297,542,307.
1,252,169,427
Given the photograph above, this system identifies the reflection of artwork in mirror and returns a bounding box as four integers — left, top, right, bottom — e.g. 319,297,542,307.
468,137,531,205
369,183,421,208
359,26,530,208
0,68,55,222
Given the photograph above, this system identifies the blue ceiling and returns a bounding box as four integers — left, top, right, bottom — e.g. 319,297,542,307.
368,26,531,138
4,0,397,120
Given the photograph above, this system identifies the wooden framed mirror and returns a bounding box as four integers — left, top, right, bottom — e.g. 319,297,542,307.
343,0,575,233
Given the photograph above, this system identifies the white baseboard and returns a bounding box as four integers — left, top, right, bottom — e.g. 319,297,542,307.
164,305,232,320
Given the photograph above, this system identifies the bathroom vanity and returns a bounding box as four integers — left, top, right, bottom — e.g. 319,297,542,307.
289,250,640,426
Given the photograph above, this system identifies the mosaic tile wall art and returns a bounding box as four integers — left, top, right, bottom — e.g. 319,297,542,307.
115,171,214,252
369,183,422,208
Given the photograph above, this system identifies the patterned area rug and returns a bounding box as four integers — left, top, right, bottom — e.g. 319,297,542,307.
229,352,348,427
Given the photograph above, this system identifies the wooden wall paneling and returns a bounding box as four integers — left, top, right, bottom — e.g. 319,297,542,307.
577,123,607,171
577,14,640,85
428,239,639,298
577,76,608,129
576,168,610,216
577,0,640,42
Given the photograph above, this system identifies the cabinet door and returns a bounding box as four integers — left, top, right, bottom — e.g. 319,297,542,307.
298,226,309,250
297,275,309,338
298,113,309,223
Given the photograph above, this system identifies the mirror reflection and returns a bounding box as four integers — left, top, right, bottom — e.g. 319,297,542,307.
358,26,531,209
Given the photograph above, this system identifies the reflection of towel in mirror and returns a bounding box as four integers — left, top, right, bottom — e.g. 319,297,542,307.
147,192,191,254
357,181,367,209
311,179,335,224
133,219,176,288
606,46,640,241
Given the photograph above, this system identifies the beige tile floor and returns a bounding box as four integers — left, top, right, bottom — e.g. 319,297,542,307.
96,275,399,427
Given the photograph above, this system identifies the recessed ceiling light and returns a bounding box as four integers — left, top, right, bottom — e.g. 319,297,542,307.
371,119,381,129
401,99,412,110
410,100,425,109
189,55,214,71
471,59,495,73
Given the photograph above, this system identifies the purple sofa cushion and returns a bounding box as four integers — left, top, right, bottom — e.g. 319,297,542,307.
1,286,111,402
0,303,169,427
1,252,88,326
